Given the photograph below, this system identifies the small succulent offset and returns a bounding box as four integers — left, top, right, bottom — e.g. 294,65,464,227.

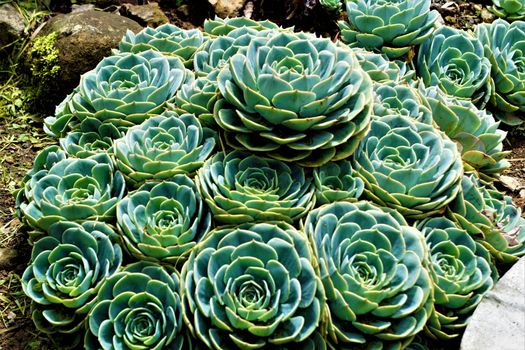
305,201,433,349
18,153,126,233
197,151,315,224
320,0,342,11
203,16,283,36
116,175,212,265
373,83,433,124
85,262,187,350
489,0,525,20
118,24,208,68
45,50,191,137
59,123,122,158
175,77,220,128
313,160,364,205
475,19,525,125
417,26,493,107
215,31,373,167
113,113,216,186
181,223,325,350
448,174,525,264
353,49,416,85
417,217,498,339
22,221,122,334
353,115,463,219
339,0,439,58
423,86,510,180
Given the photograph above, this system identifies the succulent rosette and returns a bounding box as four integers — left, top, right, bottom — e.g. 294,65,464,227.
339,0,439,58
175,77,220,128
45,50,191,137
320,0,342,10
448,174,525,264
313,160,364,205
353,115,463,219
203,16,283,36
353,48,416,84
417,26,493,106
181,222,325,350
489,0,525,20
196,151,315,224
373,83,433,124
215,31,373,166
18,153,125,233
118,23,208,67
423,86,510,180
116,175,211,264
113,113,216,186
305,201,433,349
59,123,122,158
417,217,498,339
85,261,187,350
475,19,525,125
22,221,122,334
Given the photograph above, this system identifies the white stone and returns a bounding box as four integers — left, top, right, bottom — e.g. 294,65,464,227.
209,0,246,18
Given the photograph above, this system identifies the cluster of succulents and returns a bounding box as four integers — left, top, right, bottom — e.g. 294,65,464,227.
16,14,525,350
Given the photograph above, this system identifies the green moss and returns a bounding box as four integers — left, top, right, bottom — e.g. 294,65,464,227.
27,32,60,83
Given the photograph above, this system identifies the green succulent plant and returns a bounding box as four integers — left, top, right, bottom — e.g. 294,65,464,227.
373,83,433,124
113,113,216,186
59,123,122,158
85,262,187,350
313,160,364,205
475,19,525,125
338,0,439,58
181,222,325,350
18,153,126,234
22,221,122,334
175,76,220,128
417,26,493,107
305,201,433,349
203,17,283,36
118,23,208,68
352,115,463,219
196,151,315,224
448,173,525,264
44,50,191,137
116,175,211,265
422,85,510,180
215,31,373,166
320,0,342,11
353,48,416,84
489,0,525,20
417,217,498,339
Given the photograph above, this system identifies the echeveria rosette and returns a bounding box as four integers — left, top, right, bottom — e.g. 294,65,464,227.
114,113,216,187
305,201,433,349
423,85,510,180
417,217,498,340
339,0,439,58
118,24,208,68
475,20,525,125
313,160,364,205
85,262,187,350
448,174,525,264
417,26,493,107
18,153,125,233
175,77,220,128
181,222,325,350
196,151,315,225
353,115,463,219
45,50,192,137
22,221,122,334
353,48,416,85
59,123,123,158
320,0,342,11
116,175,211,265
215,31,373,167
373,83,433,124
203,17,283,36
489,0,525,20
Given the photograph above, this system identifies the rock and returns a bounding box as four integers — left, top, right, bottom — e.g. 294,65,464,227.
461,258,525,350
0,3,25,50
481,8,497,22
27,10,142,114
120,2,169,27
71,4,96,13
209,0,246,18
0,248,18,269
500,175,525,192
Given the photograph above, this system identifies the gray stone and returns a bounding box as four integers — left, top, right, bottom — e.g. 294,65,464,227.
120,3,169,27
208,0,246,18
461,258,525,350
0,3,25,49
0,247,18,269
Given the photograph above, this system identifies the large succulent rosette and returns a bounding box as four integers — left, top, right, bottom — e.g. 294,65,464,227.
196,151,315,225
352,115,463,219
373,83,433,124
339,0,439,58
475,19,525,125
305,201,433,349
203,17,283,36
181,222,325,350
59,123,122,158
22,221,122,334
214,31,373,167
116,175,212,264
417,217,498,339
